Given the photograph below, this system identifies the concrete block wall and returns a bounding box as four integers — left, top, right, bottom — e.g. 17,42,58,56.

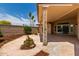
0,25,25,36
32,27,38,33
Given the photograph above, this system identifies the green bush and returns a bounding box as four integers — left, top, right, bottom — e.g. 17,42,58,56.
0,30,3,37
24,26,32,34
0,20,11,25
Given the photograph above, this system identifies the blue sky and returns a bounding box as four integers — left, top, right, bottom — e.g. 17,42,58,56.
0,3,38,26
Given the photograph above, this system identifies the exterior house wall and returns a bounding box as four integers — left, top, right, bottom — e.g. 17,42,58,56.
47,23,51,34
51,17,77,35
39,18,77,35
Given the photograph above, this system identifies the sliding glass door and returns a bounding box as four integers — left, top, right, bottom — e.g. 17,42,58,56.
62,25,69,34
55,24,73,34
56,25,63,34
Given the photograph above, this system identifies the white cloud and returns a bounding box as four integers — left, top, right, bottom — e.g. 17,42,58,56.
0,13,30,26
0,11,38,27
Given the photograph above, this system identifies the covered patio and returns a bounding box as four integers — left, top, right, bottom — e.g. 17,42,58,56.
38,4,79,45
38,3,79,56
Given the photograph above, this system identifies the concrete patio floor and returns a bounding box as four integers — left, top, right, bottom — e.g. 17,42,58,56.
0,34,78,56
40,34,79,56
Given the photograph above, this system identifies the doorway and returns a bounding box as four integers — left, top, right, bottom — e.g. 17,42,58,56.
62,26,69,34
56,24,73,34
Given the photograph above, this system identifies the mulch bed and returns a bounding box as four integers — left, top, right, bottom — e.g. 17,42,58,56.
0,34,24,48
34,50,49,56
3,34,23,41
0,40,8,48
20,44,36,50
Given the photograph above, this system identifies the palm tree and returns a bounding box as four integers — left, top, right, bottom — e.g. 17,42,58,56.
29,12,35,27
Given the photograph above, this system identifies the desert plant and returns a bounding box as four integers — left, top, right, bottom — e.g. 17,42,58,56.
21,35,36,49
24,26,32,34
0,29,3,37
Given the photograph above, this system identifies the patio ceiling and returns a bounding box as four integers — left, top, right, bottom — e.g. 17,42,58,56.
38,4,79,23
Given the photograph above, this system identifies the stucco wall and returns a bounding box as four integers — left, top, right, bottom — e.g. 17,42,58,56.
47,23,51,34
51,17,77,35
38,18,77,36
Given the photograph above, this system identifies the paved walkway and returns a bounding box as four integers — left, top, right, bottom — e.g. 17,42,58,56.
0,34,76,56
0,35,43,56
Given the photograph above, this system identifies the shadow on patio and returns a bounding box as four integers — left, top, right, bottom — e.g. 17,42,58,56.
40,34,79,56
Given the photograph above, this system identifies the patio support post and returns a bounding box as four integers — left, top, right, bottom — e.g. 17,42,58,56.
39,24,42,34
42,7,48,46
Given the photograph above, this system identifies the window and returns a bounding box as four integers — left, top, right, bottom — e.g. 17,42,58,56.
57,26,62,32
70,24,74,32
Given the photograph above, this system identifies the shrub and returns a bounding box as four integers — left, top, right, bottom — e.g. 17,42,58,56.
20,35,36,49
24,26,32,35
0,20,11,25
0,29,3,37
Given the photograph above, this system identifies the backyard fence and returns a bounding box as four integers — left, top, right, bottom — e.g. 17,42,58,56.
0,24,38,37
0,25,25,36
